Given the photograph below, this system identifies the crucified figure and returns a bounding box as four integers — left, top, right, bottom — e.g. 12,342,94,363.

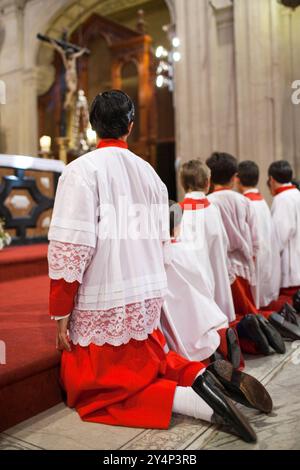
50,40,89,110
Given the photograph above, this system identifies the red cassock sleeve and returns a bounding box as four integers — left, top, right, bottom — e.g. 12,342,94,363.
49,279,80,317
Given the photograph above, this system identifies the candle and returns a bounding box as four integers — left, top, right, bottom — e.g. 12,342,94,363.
40,135,51,153
86,127,97,146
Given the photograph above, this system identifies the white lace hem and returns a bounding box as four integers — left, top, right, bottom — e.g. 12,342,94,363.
69,298,163,347
48,240,94,283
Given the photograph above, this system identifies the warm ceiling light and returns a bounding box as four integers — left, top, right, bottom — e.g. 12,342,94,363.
156,75,165,88
156,46,164,58
172,37,180,48
173,51,181,62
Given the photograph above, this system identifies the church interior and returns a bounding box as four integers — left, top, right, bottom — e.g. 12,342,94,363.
0,0,300,452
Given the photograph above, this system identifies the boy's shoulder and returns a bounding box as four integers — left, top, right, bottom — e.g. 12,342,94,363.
273,187,300,207
60,151,97,186
63,147,164,187
204,199,222,216
209,189,247,205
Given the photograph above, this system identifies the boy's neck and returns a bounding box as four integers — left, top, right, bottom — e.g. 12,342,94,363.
242,186,258,194
213,183,233,192
271,181,293,196
185,189,207,197
274,181,293,189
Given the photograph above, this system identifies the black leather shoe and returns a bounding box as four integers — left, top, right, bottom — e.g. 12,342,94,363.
256,315,286,354
269,312,300,341
293,290,300,313
237,314,271,355
279,303,300,327
226,328,241,369
207,360,273,414
192,371,257,443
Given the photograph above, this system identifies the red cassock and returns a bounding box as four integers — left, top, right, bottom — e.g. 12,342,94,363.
50,280,204,429
230,276,258,319
61,329,204,429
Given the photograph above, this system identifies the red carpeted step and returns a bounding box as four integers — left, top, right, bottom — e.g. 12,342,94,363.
0,274,62,432
0,244,48,283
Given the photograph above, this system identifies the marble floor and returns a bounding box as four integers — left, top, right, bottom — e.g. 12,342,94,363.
1,342,300,451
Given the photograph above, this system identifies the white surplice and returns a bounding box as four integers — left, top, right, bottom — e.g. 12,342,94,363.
208,189,259,287
48,144,170,346
161,239,228,362
179,192,236,322
244,189,281,308
271,186,300,289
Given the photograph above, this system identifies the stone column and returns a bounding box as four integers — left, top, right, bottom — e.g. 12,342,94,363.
0,0,64,155
279,5,300,177
234,0,283,198
21,67,39,155
173,0,213,164
208,0,237,156
172,0,238,197
172,0,238,160
0,1,25,154
171,0,300,200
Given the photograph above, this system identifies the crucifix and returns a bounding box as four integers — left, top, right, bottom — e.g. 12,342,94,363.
37,33,90,136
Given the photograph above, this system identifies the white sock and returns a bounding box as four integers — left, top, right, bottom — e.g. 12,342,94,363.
172,385,213,423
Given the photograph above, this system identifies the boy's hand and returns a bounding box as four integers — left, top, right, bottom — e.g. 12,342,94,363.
56,317,71,352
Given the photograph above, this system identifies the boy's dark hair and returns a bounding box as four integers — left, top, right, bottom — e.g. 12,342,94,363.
169,200,183,237
90,90,135,139
179,160,211,192
238,160,259,187
206,152,238,185
268,160,293,184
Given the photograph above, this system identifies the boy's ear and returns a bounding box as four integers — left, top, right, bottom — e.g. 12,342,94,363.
234,174,243,192
205,177,211,193
127,122,134,136
269,176,277,196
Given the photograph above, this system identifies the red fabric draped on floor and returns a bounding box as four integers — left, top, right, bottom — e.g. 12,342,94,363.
261,286,300,313
230,278,265,356
231,276,258,319
61,329,204,430
280,287,300,297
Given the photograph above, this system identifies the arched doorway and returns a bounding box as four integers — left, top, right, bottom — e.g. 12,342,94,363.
37,0,176,198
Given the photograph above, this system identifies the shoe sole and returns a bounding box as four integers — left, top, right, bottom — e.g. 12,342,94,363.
257,315,286,354
269,313,300,341
193,372,257,443
280,304,300,328
245,315,271,356
210,360,273,414
215,389,257,443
